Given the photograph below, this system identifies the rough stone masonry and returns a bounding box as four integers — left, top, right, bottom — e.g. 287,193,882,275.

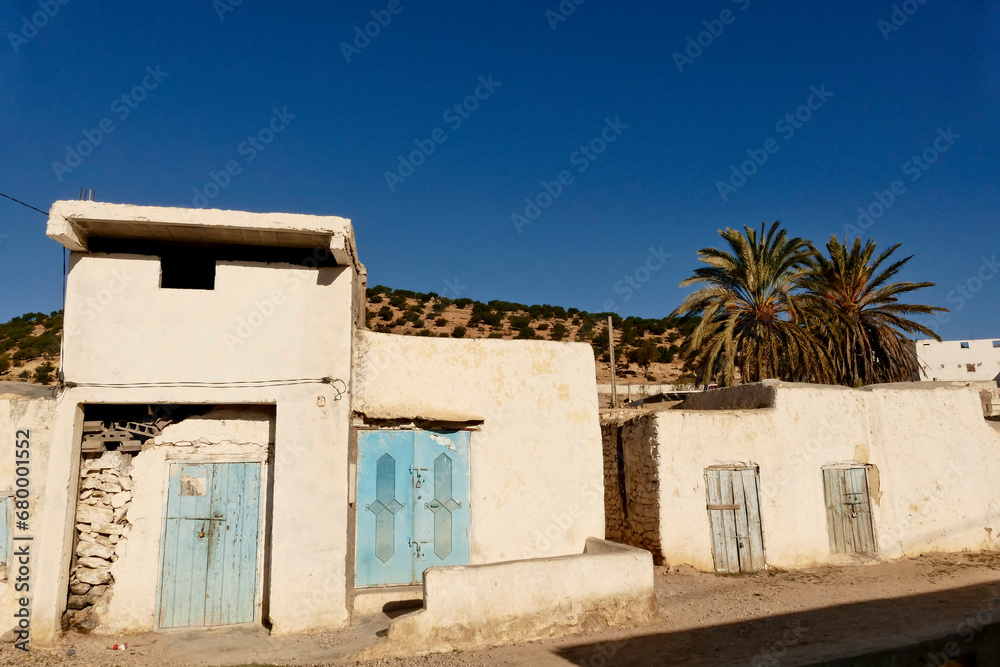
64,450,133,630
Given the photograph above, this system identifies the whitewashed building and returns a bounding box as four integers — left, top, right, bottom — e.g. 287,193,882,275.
604,380,1000,573
5,201,654,654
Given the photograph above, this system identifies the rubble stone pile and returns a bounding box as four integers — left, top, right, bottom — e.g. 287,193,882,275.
64,450,133,630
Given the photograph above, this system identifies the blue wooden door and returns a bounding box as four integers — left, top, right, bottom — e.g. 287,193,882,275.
355,430,470,587
158,462,261,628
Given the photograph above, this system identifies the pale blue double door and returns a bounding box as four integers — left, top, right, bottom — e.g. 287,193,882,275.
355,430,471,587
158,462,262,628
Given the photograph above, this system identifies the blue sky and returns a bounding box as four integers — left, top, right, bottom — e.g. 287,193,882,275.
1,1,997,338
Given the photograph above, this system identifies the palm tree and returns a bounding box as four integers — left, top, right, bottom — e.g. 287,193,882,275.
797,236,945,386
673,221,831,386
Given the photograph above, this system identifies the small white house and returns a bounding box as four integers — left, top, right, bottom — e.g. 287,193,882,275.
11,201,654,652
917,338,1000,384
603,380,1000,573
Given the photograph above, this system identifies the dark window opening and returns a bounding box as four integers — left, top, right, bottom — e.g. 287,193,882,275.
993,341,1000,348
961,342,970,349
89,236,339,268
160,250,217,290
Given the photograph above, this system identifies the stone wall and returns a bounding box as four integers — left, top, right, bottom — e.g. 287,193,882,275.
601,416,662,562
65,451,133,631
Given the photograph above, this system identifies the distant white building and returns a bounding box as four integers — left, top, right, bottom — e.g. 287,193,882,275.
917,338,1000,384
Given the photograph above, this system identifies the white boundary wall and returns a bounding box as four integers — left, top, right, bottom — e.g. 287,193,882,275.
608,381,1000,571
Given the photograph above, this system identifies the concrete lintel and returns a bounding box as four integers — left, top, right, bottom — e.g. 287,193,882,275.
46,211,89,252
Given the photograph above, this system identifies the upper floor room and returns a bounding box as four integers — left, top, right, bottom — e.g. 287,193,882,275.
46,201,366,385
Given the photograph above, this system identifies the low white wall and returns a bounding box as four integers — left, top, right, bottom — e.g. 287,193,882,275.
352,332,604,563
0,386,56,641
625,381,1000,571
373,538,655,656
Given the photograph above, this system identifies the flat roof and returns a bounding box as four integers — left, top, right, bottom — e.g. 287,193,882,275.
46,201,359,268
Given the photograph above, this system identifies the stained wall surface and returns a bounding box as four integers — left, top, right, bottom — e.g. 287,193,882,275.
352,331,605,563
607,381,1000,571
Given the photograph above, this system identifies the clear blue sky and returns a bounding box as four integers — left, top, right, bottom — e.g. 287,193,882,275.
1,1,997,338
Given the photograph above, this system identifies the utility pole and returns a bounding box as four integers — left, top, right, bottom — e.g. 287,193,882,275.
608,315,617,408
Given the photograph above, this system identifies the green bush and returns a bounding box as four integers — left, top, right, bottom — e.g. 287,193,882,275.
435,318,448,327
452,326,467,338
0,353,10,374
34,361,55,385
550,323,567,341
377,306,393,321
516,326,536,340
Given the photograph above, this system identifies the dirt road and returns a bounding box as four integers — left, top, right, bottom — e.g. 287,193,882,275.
7,551,1000,666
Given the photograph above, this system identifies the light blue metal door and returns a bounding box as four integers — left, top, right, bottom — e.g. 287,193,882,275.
158,462,261,628
355,430,470,587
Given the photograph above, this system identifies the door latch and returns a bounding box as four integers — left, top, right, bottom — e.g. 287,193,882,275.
408,537,431,558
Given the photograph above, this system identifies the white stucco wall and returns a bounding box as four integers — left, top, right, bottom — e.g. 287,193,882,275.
622,381,1000,571
33,203,363,644
93,410,271,634
0,387,56,639
34,381,353,644
62,254,354,385
918,338,1000,384
352,332,604,563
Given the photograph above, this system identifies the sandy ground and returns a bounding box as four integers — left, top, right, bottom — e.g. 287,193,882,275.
7,551,1000,666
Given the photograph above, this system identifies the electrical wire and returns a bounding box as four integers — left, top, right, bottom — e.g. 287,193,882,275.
0,191,48,216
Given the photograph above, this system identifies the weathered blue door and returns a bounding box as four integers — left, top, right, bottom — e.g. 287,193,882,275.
355,430,470,587
158,462,261,628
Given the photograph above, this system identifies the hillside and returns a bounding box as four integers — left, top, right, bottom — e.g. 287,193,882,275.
0,288,699,386
0,311,61,384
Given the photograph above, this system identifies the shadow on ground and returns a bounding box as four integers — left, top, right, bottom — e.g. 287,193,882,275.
555,581,1000,666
